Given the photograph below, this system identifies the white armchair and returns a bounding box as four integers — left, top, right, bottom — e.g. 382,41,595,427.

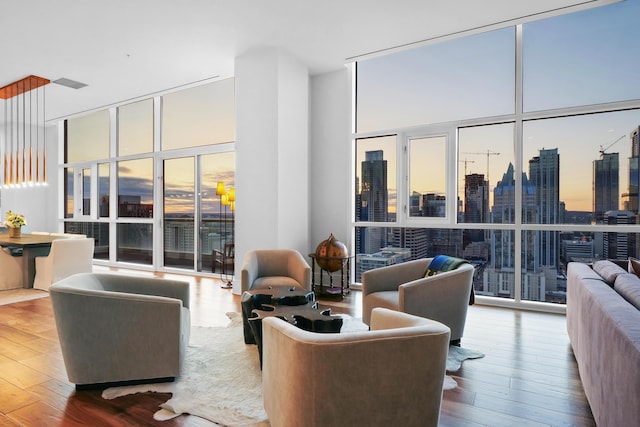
241,249,311,292
33,238,94,291
362,257,475,344
0,247,23,290
262,307,451,427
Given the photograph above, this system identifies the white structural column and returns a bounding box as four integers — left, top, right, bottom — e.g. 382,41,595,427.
234,47,310,294
309,68,352,252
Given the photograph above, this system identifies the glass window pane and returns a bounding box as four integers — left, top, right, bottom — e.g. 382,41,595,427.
65,222,110,260
117,223,152,264
66,110,110,163
356,27,514,132
522,110,640,225
117,158,153,218
64,167,74,218
199,152,235,274
409,136,446,218
354,226,487,289
162,78,235,151
523,1,640,112
458,124,515,225
99,163,109,218
164,157,194,269
82,168,91,216
355,136,396,224
118,99,153,156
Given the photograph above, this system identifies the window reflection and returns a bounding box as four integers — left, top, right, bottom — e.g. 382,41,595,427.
117,158,153,218
117,223,152,264
99,163,109,217
64,168,74,218
409,136,446,218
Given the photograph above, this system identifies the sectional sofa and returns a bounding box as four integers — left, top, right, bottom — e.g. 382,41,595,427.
566,260,640,427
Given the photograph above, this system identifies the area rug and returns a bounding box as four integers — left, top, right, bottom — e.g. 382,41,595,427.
0,288,48,306
102,313,483,425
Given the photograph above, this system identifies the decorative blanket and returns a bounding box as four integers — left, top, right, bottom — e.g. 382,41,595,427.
425,255,475,305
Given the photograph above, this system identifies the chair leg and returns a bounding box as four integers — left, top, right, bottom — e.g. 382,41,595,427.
450,338,461,347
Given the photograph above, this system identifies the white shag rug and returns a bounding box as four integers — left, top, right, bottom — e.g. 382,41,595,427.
102,313,483,425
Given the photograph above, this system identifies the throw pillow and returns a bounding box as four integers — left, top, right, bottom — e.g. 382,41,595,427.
629,257,640,277
593,260,627,286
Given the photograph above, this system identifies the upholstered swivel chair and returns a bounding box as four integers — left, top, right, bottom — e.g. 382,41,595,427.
0,247,23,290
33,237,94,291
262,307,450,427
50,272,190,388
362,257,475,344
241,249,311,292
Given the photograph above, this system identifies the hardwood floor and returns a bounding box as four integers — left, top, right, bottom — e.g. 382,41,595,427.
0,268,595,426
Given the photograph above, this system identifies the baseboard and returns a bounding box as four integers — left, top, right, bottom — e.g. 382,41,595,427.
75,376,175,391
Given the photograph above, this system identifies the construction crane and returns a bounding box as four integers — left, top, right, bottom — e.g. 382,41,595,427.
462,150,500,183
599,135,625,155
459,158,475,176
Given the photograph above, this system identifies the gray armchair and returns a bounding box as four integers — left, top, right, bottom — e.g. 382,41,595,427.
362,258,474,344
50,272,190,389
241,249,311,292
262,307,451,427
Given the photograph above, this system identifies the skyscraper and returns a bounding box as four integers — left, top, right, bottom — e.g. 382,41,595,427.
357,150,388,254
529,148,560,268
603,210,637,259
593,152,619,223
463,173,489,245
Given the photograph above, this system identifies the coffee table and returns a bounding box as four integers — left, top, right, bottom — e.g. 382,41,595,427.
241,287,343,366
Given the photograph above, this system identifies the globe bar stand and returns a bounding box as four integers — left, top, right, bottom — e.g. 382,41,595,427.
308,254,352,298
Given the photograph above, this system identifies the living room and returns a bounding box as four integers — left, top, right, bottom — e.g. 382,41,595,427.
1,0,639,425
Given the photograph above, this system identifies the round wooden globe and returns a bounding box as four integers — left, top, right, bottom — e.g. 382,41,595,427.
315,233,348,272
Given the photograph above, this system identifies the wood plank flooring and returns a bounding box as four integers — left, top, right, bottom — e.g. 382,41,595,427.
0,268,595,426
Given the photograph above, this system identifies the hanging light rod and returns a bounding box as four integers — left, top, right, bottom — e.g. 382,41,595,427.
0,75,50,99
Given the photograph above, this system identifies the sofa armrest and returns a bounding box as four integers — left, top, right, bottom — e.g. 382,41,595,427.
362,259,430,296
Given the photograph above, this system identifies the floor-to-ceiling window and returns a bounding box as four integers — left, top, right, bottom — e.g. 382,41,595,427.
62,78,235,275
353,0,640,309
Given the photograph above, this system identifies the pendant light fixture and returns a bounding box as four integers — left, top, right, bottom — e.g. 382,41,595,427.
0,75,50,187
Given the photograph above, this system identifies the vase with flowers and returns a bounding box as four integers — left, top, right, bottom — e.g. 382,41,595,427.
4,211,27,238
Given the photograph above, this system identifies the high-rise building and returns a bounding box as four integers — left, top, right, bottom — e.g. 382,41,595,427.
463,173,489,245
603,210,637,259
529,148,560,268
357,150,388,254
593,152,619,223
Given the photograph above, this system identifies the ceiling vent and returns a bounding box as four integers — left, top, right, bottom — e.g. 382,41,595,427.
52,78,88,89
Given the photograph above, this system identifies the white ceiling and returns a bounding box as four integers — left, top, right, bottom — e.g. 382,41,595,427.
0,0,613,121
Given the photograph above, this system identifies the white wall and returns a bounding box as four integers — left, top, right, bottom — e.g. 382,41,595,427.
309,68,352,252
234,47,310,293
1,125,58,232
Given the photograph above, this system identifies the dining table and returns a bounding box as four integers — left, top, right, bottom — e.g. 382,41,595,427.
0,233,60,289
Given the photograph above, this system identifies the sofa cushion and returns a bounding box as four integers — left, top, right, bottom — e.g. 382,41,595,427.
614,273,640,310
593,260,627,286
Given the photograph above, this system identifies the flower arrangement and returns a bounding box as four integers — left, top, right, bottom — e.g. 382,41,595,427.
4,211,27,228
